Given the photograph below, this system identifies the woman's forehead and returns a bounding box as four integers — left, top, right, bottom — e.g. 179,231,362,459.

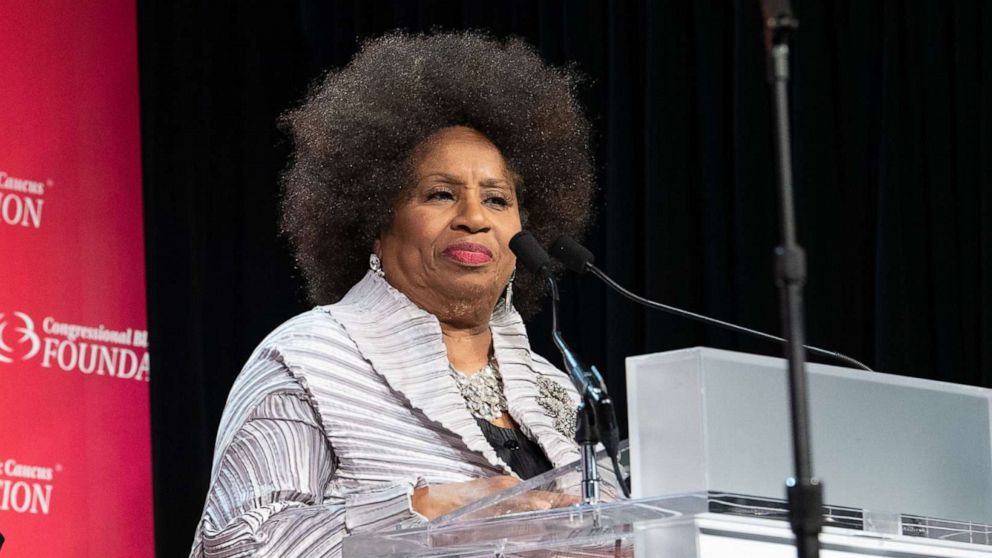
412,127,511,179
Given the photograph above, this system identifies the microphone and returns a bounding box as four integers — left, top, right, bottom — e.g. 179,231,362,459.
509,230,552,276
510,230,627,500
548,236,872,372
548,236,594,274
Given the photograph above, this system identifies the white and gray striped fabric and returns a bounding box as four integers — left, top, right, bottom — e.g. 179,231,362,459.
189,271,581,557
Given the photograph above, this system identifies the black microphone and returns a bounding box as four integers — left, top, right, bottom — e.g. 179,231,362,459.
548,236,872,372
548,236,594,274
509,230,552,276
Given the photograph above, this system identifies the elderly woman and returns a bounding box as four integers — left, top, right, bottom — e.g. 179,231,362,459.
190,31,595,557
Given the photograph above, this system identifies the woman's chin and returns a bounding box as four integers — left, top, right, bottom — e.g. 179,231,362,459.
437,274,501,301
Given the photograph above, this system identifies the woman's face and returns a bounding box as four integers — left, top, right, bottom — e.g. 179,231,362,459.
378,126,522,323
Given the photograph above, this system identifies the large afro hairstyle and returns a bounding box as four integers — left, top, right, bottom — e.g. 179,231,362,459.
279,30,595,317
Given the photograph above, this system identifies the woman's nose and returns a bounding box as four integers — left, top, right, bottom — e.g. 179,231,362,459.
453,196,490,233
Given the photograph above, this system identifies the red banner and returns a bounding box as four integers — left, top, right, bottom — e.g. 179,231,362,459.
0,1,154,556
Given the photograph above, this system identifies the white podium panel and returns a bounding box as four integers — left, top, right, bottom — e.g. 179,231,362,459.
627,347,992,525
646,512,992,558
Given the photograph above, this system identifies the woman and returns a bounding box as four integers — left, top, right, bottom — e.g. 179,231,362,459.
190,31,595,557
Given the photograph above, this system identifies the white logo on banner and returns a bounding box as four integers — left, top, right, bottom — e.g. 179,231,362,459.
0,170,48,229
0,458,60,515
0,312,41,363
0,310,149,381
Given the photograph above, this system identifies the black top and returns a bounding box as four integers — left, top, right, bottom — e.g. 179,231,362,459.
476,417,554,479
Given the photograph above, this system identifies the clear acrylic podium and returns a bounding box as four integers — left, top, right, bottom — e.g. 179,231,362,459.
344,447,681,557
344,348,992,557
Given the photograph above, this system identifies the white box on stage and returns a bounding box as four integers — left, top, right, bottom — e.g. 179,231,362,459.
627,346,992,525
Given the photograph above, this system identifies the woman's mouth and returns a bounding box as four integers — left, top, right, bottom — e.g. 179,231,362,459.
442,242,493,265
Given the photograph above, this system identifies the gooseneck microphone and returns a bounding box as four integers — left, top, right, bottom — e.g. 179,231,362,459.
548,236,872,372
510,231,611,405
509,230,628,501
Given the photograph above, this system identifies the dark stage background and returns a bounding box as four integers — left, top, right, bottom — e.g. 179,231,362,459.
139,2,991,556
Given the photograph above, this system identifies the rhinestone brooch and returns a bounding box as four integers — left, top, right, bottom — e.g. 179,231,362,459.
536,376,577,439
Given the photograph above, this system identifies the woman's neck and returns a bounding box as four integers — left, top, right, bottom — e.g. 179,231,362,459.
441,321,492,374
383,274,500,373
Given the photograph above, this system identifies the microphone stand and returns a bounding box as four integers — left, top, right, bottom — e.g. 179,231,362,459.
546,274,602,505
764,2,823,558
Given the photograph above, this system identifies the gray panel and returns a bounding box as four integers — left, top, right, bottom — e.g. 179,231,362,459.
627,347,992,523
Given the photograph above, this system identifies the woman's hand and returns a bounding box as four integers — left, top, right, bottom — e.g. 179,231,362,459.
412,476,578,520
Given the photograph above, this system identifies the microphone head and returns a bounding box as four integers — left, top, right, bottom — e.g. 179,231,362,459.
509,230,552,275
549,236,594,273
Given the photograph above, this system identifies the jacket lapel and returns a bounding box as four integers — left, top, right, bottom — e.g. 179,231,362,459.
329,272,580,475
490,308,581,469
327,273,513,475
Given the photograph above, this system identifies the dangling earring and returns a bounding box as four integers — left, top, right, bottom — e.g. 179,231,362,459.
503,269,516,312
369,253,385,277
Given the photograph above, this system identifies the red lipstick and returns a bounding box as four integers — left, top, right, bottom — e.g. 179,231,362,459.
442,242,493,265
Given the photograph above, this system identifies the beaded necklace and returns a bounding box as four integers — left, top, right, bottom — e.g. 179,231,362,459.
449,357,509,421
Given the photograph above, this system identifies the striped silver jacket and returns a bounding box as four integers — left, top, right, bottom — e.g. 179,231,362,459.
189,272,581,557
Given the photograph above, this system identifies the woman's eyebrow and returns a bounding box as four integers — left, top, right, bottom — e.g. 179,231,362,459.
480,178,510,186
421,173,511,189
422,172,464,184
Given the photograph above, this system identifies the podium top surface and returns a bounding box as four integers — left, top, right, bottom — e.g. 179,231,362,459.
629,346,992,397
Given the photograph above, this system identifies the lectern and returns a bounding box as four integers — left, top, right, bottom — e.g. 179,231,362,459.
344,348,992,557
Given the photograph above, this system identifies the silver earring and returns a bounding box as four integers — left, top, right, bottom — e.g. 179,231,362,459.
503,269,516,312
369,253,384,277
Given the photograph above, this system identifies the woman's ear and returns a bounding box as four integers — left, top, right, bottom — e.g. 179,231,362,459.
372,239,382,258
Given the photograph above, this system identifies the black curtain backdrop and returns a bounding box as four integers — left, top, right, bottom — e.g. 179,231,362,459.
139,2,992,556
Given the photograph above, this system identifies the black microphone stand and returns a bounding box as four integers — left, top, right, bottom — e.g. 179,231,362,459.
764,2,823,558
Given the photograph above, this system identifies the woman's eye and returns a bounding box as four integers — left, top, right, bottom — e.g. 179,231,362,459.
485,195,509,207
427,190,454,201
